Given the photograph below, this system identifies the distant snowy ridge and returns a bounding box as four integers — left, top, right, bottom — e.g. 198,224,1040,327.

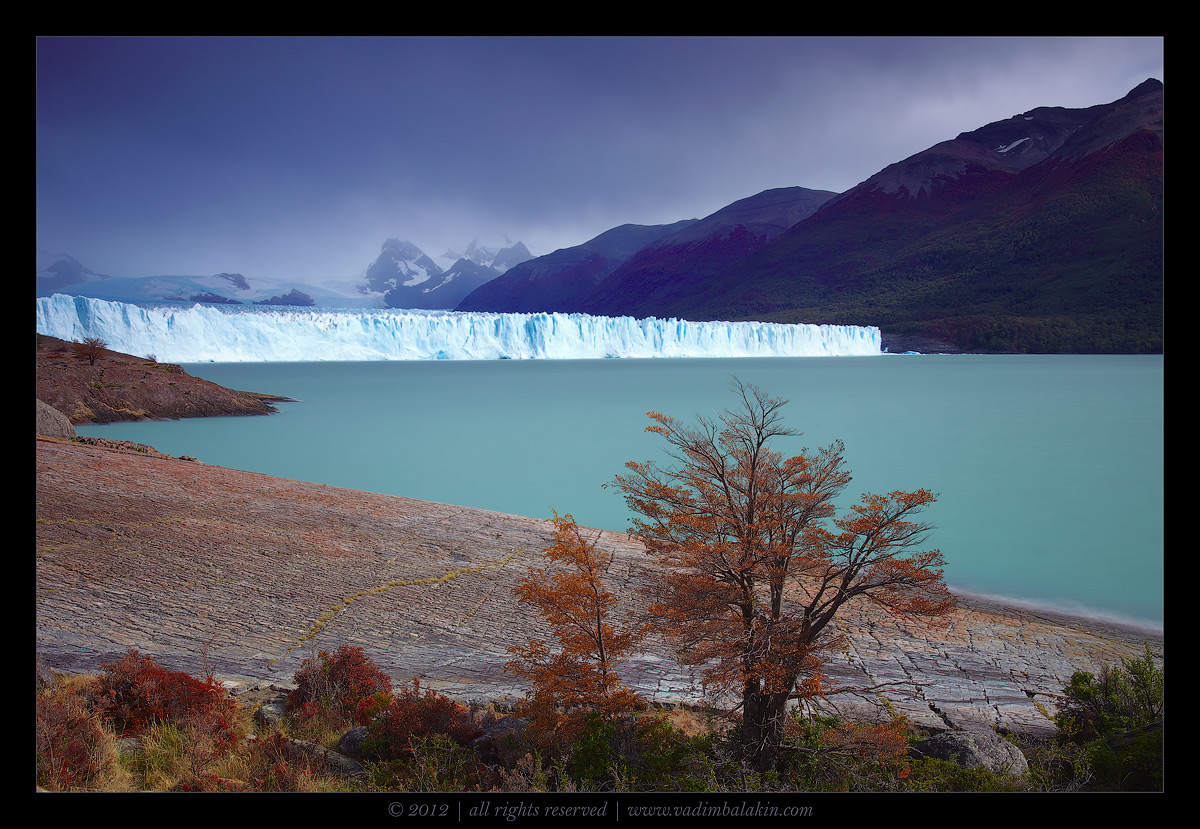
36,294,881,363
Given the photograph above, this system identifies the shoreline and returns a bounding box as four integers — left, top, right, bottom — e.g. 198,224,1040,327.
36,437,1162,736
61,430,1165,637
946,588,1163,639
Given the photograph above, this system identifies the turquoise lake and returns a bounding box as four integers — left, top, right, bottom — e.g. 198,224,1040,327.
75,355,1164,630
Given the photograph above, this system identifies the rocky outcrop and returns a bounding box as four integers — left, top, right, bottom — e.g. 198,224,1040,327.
36,399,76,439
281,736,364,777
911,729,1030,776
36,655,58,693
336,726,370,760
36,438,1162,736
253,701,288,730
254,289,315,307
35,334,292,424
470,716,531,766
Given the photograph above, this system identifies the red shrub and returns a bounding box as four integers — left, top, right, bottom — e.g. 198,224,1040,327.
36,684,118,790
170,774,249,792
243,732,324,792
91,649,238,754
354,690,395,726
364,679,483,761
289,645,393,723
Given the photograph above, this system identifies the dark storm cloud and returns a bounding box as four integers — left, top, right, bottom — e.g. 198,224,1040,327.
36,36,1163,283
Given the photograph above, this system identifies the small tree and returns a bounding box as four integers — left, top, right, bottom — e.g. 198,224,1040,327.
506,512,645,739
616,378,954,771
72,336,109,366
1056,644,1163,744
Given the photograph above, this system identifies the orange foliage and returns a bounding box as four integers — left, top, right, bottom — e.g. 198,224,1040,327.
818,719,911,764
616,378,954,771
506,512,645,737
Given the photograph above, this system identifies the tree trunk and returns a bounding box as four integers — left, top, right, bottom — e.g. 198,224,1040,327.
741,688,791,772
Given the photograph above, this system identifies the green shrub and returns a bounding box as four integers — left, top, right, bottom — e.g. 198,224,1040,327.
1022,737,1095,792
554,711,721,792
627,715,693,790
771,712,920,792
566,712,618,787
1057,643,1163,743
367,734,488,792
1054,644,1163,791
1085,722,1163,791
904,757,1020,792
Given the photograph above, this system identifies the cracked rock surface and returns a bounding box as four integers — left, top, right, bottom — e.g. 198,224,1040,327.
36,438,1161,736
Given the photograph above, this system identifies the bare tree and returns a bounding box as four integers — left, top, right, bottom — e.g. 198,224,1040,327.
72,337,109,367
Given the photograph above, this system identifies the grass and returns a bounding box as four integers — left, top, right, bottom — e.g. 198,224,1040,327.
276,552,519,660
36,651,1159,794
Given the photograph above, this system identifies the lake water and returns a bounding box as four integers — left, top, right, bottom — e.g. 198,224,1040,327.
75,355,1164,630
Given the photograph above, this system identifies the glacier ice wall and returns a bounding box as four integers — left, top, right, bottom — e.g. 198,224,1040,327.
36,294,882,362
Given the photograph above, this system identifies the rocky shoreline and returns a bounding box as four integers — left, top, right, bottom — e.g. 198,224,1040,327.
36,334,293,425
35,436,1162,739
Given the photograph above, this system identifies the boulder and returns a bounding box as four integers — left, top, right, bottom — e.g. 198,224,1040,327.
36,399,75,439
911,729,1029,776
246,733,365,778
36,656,57,692
470,715,530,765
253,702,288,730
336,725,371,759
286,737,364,778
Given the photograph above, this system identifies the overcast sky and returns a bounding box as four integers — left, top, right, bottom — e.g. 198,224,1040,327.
36,36,1164,283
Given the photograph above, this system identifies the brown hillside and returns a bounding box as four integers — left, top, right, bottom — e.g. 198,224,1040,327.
35,334,291,424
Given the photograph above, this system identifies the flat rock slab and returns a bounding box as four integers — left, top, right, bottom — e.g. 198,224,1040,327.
36,438,1162,735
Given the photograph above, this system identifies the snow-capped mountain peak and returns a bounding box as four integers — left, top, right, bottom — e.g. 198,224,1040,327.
438,237,533,275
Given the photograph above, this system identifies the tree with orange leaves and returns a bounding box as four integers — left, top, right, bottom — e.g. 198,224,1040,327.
506,512,645,740
616,378,954,772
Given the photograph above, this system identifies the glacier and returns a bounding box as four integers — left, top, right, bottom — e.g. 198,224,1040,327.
35,294,882,363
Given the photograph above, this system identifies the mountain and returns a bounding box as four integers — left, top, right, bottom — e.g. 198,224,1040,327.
363,238,445,296
33,235,530,311
387,256,500,310
254,288,316,307
36,251,111,291
35,81,1162,352
365,237,534,310
658,80,1164,353
578,187,837,318
34,259,364,308
490,241,534,273
457,187,837,315
438,238,533,275
456,220,699,313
